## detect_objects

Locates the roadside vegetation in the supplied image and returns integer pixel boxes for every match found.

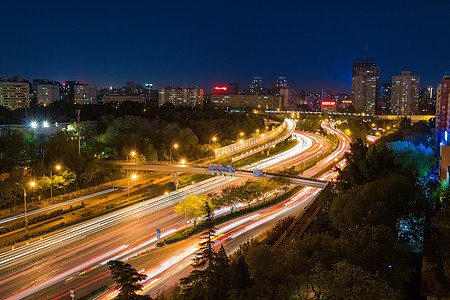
[166,118,441,299]
[0,104,269,210]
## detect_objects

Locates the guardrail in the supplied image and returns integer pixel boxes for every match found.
[214,118,292,159]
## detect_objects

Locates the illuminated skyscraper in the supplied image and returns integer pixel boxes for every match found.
[273,76,287,95]
[249,76,264,95]
[391,71,420,115]
[351,58,380,114]
[436,75,450,144]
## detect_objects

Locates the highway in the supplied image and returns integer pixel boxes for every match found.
[0,130,335,299]
[104,122,350,298]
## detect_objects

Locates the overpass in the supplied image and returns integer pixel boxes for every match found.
[117,162,328,189]
[214,118,296,162]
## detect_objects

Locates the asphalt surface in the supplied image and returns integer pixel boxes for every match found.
[0,125,350,299]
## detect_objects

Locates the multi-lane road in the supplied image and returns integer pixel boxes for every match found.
[0,124,349,299]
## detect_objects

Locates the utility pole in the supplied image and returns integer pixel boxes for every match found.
[76,109,81,158]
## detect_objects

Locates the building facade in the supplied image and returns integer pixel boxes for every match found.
[37,84,60,106]
[103,94,149,103]
[390,71,420,115]
[74,84,97,104]
[210,94,283,110]
[0,79,30,110]
[158,87,203,107]
[436,76,450,145]
[249,76,264,95]
[351,58,380,114]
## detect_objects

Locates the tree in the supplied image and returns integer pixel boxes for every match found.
[107,260,152,300]
[176,201,218,299]
[174,193,211,226]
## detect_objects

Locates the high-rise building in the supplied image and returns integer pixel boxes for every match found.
[419,86,434,114]
[62,81,80,102]
[307,91,321,111]
[74,84,97,104]
[390,71,420,115]
[37,84,60,106]
[436,76,450,144]
[0,78,30,110]
[351,58,380,114]
[158,87,203,107]
[273,76,287,95]
[145,83,153,95]
[279,86,297,110]
[380,81,392,113]
[249,76,264,95]
[229,83,239,95]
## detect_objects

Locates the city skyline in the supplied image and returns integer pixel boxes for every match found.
[1,0,449,92]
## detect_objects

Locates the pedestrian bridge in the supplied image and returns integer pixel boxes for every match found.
[116,162,329,189]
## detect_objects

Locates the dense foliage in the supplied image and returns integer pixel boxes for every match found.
[168,120,437,299]
[0,105,266,209]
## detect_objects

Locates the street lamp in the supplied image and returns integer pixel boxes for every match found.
[128,173,137,200]
[50,164,61,203]
[240,132,244,137]
[180,159,186,165]
[210,136,218,157]
[170,143,179,164]
[23,181,36,234]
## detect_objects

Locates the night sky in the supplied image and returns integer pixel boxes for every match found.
[1,0,449,93]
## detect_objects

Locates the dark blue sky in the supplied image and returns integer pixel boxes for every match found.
[1,0,449,93]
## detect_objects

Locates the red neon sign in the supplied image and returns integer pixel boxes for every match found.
[321,101,336,107]
[214,86,228,91]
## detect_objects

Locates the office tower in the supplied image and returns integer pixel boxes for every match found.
[391,71,420,115]
[74,84,97,104]
[229,83,239,95]
[297,90,307,106]
[419,86,434,114]
[62,81,80,102]
[436,75,450,144]
[351,58,380,114]
[37,84,60,106]
[145,83,153,95]
[380,81,392,113]
[0,78,30,110]
[249,76,264,95]
[158,87,203,107]
[279,86,297,110]
[273,76,287,95]
[307,91,321,111]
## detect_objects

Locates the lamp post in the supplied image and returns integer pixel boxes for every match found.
[170,143,178,164]
[210,136,217,157]
[23,181,36,234]
[50,165,61,203]
[128,173,137,200]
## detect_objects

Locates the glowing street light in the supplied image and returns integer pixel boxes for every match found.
[31,121,37,129]
[127,173,137,200]
[22,181,36,234]
[50,164,62,203]
[240,132,244,137]
[180,159,186,165]
[170,144,179,164]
